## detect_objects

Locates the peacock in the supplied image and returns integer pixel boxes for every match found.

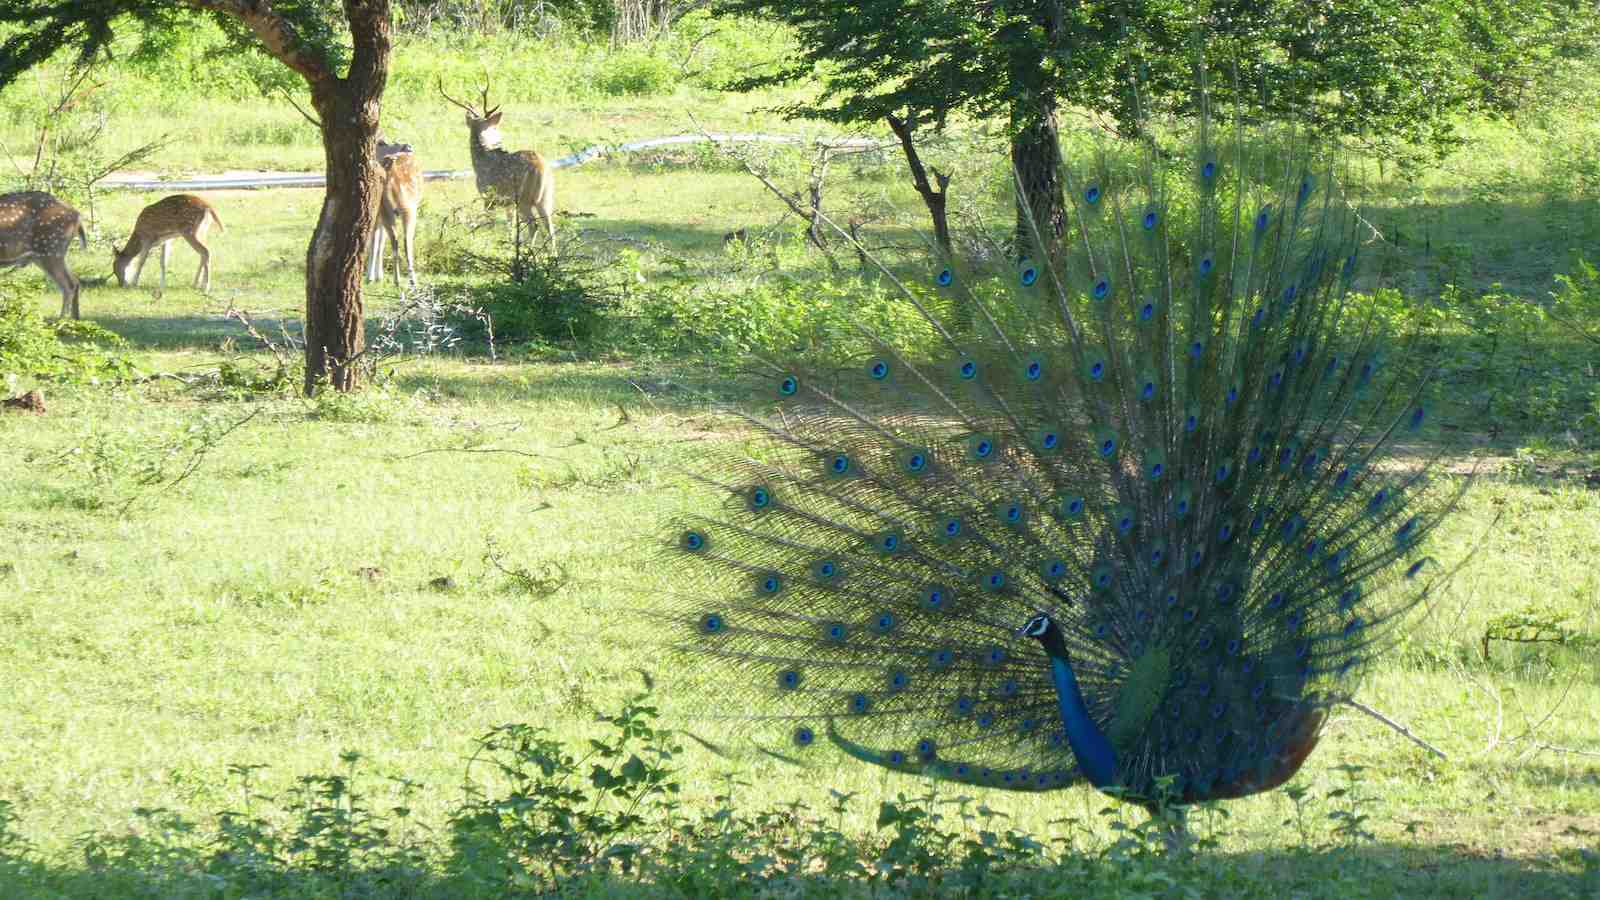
[654,49,1471,816]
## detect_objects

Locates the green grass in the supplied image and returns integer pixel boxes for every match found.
[0,17,1598,899]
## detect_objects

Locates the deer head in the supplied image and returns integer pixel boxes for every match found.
[438,78,504,150]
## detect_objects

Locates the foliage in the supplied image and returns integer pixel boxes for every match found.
[712,0,1598,165]
[0,290,134,385]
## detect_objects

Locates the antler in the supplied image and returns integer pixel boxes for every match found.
[437,77,479,116]
[477,73,499,117]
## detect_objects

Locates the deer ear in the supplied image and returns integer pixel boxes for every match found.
[485,110,502,126]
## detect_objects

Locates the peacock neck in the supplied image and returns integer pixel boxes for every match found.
[1041,645,1119,789]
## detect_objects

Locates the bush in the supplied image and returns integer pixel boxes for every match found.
[0,290,135,386]
[443,251,621,348]
[598,50,679,96]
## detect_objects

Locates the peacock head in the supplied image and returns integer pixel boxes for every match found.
[1019,613,1069,658]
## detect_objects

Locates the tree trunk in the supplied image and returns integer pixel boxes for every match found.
[1010,107,1065,255]
[302,0,392,394]
[1007,0,1065,258]
[884,112,952,255]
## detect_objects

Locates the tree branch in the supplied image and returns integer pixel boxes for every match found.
[1339,697,1448,760]
[181,0,333,84]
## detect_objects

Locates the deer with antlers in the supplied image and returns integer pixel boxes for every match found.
[0,191,87,319]
[438,79,556,258]
[367,137,423,287]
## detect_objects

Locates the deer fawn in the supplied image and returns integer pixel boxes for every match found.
[437,79,556,258]
[367,137,423,287]
[113,194,223,299]
[0,191,87,319]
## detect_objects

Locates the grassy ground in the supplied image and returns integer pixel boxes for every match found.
[1,19,1598,900]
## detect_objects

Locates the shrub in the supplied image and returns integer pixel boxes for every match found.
[0,290,135,386]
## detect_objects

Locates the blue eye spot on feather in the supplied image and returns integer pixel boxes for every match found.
[1149,544,1166,566]
[1088,360,1105,381]
[1324,355,1340,379]
[812,559,838,580]
[792,726,815,747]
[1281,515,1303,540]
[1084,184,1101,204]
[959,360,978,380]
[1174,494,1191,517]
[1201,160,1217,180]
[1199,255,1215,276]
[1218,521,1234,541]
[849,694,871,714]
[999,679,1020,698]
[779,375,799,396]
[699,613,725,634]
[1216,583,1234,603]
[1140,299,1157,321]
[876,532,902,553]
[1396,516,1418,543]
[778,669,801,690]
[942,518,962,538]
[1343,618,1364,637]
[1093,566,1114,590]
[1303,539,1321,559]
[1298,176,1314,205]
[872,611,896,634]
[760,574,783,594]
[1040,431,1059,450]
[1116,508,1135,533]
[1216,462,1232,483]
[1256,207,1271,233]
[680,530,706,552]
[1025,360,1043,380]
[1334,467,1352,490]
[999,502,1023,524]
[1061,496,1085,518]
[1339,586,1361,610]
[1093,279,1110,300]
[868,359,890,380]
[1406,559,1426,578]
[1149,459,1164,479]
[1185,411,1199,432]
[969,436,995,460]
[1019,263,1039,286]
[904,451,928,473]
[1409,406,1426,429]
[747,486,772,510]
[1182,608,1197,624]
[1283,284,1297,304]
[985,570,1007,591]
[1368,488,1389,512]
[829,453,851,475]
[1041,556,1067,581]
[1266,592,1285,610]
[888,751,906,765]
[1225,384,1239,405]
[1141,378,1156,400]
[923,586,949,611]
[888,670,910,691]
[1189,340,1205,361]
[985,646,1006,665]
[1189,549,1205,570]
[1099,433,1118,457]
[917,739,936,761]
[1227,638,1242,656]
[1165,590,1180,607]
[1143,209,1159,230]
[936,267,953,286]
[1251,307,1264,327]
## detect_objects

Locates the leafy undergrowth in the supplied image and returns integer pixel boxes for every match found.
[0,692,1594,899]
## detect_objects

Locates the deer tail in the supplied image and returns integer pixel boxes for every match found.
[208,207,224,233]
[77,221,87,249]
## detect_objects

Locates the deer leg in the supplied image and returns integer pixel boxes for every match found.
[37,257,76,319]
[539,203,557,259]
[156,239,171,299]
[401,209,417,288]
[133,243,150,287]
[386,216,403,289]
[365,219,383,283]
[185,233,210,292]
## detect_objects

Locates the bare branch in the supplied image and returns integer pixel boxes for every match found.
[1339,697,1448,760]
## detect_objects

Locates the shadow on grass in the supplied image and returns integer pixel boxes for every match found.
[0,837,1594,899]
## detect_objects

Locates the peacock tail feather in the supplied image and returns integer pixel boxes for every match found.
[653,50,1471,809]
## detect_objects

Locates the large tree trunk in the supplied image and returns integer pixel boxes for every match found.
[1007,0,1066,257]
[1010,107,1065,255]
[302,0,392,394]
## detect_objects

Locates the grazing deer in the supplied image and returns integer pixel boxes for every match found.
[437,79,556,258]
[367,137,424,287]
[112,194,223,299]
[0,191,87,319]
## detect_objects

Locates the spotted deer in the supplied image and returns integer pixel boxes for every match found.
[437,79,556,257]
[0,191,87,319]
[367,137,423,287]
[113,194,223,299]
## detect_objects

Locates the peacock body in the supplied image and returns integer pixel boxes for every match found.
[658,55,1468,811]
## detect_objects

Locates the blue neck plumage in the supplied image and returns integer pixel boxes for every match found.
[1040,635,1119,789]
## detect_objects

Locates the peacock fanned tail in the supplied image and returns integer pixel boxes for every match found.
[654,54,1470,809]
